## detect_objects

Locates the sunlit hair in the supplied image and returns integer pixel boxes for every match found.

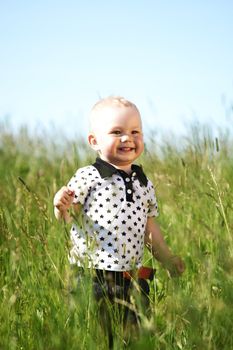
[91,96,139,112]
[89,96,141,132]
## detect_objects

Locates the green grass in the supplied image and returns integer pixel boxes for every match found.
[0,122,233,349]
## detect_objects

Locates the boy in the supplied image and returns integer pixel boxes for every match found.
[53,96,185,346]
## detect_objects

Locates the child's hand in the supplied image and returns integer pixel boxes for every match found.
[166,255,185,278]
[53,186,75,214]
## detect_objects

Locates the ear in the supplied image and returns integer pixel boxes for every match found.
[88,133,100,151]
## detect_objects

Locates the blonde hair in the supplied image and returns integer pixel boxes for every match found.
[89,96,141,131]
[91,95,139,112]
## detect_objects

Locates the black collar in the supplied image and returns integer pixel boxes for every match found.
[92,157,148,186]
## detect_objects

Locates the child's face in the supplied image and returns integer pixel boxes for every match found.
[88,106,144,170]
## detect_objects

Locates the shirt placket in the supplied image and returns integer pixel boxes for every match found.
[118,170,137,203]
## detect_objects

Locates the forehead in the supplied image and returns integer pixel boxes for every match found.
[90,106,142,131]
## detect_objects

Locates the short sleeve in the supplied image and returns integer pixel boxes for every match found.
[147,180,159,217]
[67,167,91,205]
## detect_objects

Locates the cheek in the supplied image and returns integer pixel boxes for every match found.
[136,135,144,146]
[136,138,144,153]
[101,137,117,153]
[140,143,144,153]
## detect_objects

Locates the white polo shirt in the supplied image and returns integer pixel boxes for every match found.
[67,157,159,271]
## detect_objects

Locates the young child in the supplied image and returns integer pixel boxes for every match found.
[53,96,185,346]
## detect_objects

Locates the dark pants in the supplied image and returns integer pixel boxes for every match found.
[93,270,150,348]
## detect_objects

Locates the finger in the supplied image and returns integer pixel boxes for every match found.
[67,190,75,196]
[62,191,74,200]
[61,197,72,206]
[62,194,72,202]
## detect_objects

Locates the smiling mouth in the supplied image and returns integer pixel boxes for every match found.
[118,147,135,152]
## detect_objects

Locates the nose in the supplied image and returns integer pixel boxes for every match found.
[120,134,130,142]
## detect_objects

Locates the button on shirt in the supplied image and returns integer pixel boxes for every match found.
[67,158,159,271]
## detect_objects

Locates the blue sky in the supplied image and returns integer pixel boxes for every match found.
[0,1,233,138]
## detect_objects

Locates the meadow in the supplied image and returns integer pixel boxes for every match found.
[0,121,232,349]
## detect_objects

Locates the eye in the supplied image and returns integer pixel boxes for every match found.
[132,130,140,134]
[111,130,121,135]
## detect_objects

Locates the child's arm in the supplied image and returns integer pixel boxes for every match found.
[145,217,185,277]
[53,186,78,223]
